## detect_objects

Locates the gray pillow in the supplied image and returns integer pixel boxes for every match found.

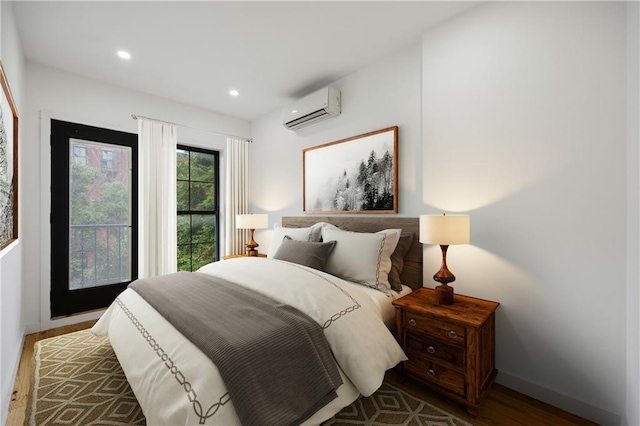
[273,236,337,271]
[388,232,414,292]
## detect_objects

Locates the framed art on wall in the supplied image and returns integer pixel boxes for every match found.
[0,61,18,250]
[303,126,398,214]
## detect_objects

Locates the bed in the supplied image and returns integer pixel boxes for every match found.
[92,216,423,425]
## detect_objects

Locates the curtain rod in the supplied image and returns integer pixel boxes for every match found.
[131,113,252,143]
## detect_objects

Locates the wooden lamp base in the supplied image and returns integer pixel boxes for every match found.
[245,228,259,257]
[435,283,454,305]
[433,244,455,305]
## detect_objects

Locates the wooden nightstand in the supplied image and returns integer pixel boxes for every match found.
[221,252,267,260]
[392,287,499,416]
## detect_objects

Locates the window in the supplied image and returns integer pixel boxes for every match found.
[176,145,220,271]
[73,145,87,165]
[101,149,114,170]
[51,120,138,317]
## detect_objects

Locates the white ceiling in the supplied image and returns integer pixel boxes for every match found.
[13,1,479,122]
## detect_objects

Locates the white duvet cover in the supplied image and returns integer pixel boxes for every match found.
[357,284,413,329]
[92,257,407,425]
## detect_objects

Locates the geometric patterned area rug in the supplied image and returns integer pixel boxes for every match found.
[24,330,145,425]
[25,329,471,426]
[323,382,472,426]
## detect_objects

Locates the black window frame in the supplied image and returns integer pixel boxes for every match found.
[177,144,220,271]
[50,119,138,318]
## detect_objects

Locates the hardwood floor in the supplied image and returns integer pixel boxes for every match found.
[384,370,599,426]
[7,321,599,426]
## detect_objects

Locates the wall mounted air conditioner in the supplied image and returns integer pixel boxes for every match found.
[282,86,341,130]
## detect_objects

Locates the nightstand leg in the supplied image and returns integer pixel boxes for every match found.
[393,366,407,384]
[466,405,479,417]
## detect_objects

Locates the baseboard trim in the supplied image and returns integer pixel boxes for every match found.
[23,322,40,335]
[40,309,105,332]
[496,371,620,425]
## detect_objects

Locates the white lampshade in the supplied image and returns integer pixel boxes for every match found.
[420,214,470,245]
[236,214,269,230]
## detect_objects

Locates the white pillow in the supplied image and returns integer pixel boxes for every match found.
[322,228,401,293]
[311,221,340,238]
[267,224,322,258]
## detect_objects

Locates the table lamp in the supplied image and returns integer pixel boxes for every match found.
[420,213,470,305]
[236,214,269,256]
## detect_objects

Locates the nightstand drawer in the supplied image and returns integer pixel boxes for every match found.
[404,356,466,396]
[405,331,464,369]
[403,311,465,346]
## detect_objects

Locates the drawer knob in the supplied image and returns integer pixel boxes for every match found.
[408,318,417,326]
[428,368,436,377]
[448,330,458,339]
[427,346,436,354]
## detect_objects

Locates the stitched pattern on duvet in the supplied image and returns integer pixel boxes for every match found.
[274,260,362,329]
[115,297,230,424]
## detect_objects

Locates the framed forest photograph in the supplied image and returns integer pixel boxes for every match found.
[0,62,18,250]
[303,126,398,214]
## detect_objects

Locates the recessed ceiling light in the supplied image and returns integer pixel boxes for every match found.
[117,50,131,60]
[229,89,239,97]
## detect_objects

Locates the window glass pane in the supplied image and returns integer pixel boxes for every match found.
[99,226,129,281]
[68,139,131,290]
[177,181,189,211]
[190,151,215,182]
[101,149,115,170]
[177,244,192,272]
[73,146,87,165]
[176,146,219,271]
[192,214,215,243]
[192,243,215,271]
[177,149,189,180]
[190,182,214,211]
[177,215,191,245]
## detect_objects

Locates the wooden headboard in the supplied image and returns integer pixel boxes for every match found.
[282,216,423,290]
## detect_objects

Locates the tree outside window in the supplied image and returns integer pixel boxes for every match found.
[176,146,219,271]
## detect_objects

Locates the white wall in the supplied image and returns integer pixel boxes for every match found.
[250,42,424,247]
[421,2,630,424]
[23,63,251,333]
[0,241,20,424]
[627,2,640,424]
[251,2,636,424]
[5,1,637,425]
[0,1,25,423]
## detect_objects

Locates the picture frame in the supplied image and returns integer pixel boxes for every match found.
[303,126,398,214]
[0,61,19,250]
